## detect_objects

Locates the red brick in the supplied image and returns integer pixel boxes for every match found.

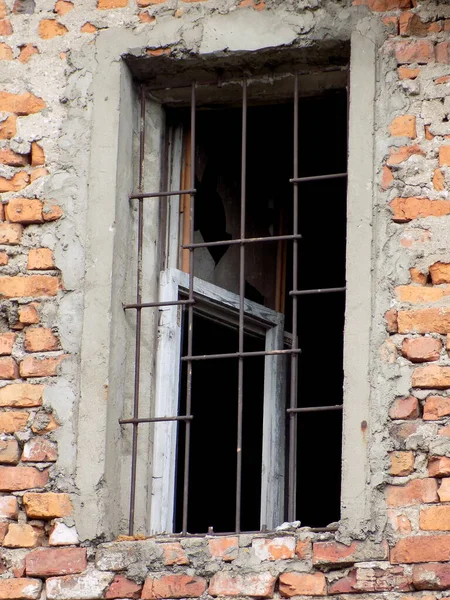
[385,308,398,333]
[208,537,238,561]
[395,40,434,64]
[328,566,411,594]
[23,492,72,519]
[0,578,41,599]
[434,169,446,192]
[19,304,40,325]
[387,144,425,166]
[0,148,29,167]
[402,337,441,362]
[0,275,58,298]
[28,248,54,270]
[390,198,450,223]
[390,115,416,138]
[0,222,22,245]
[18,44,39,63]
[399,12,431,37]
[0,439,20,464]
[5,198,43,224]
[392,535,450,563]
[0,411,29,433]
[0,495,18,519]
[424,396,450,420]
[398,308,450,334]
[389,396,419,420]
[428,456,450,477]
[252,537,295,560]
[413,563,450,590]
[20,355,64,378]
[38,19,68,39]
[357,0,411,8]
[105,575,142,599]
[0,383,44,407]
[398,66,420,80]
[0,466,48,491]
[313,540,388,567]
[0,357,19,379]
[413,365,450,389]
[386,478,438,507]
[390,451,415,476]
[26,548,87,577]
[0,115,16,139]
[436,41,450,64]
[143,575,207,599]
[0,92,45,115]
[160,542,189,565]
[22,437,57,462]
[25,328,59,352]
[279,573,326,597]
[97,0,127,7]
[54,0,73,15]
[0,252,7,266]
[295,539,312,559]
[420,506,450,531]
[208,573,275,598]
[430,262,450,284]
[4,524,39,548]
[0,332,15,355]
[395,285,444,303]
[439,478,450,501]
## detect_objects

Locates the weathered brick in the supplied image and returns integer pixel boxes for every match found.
[392,535,450,563]
[22,437,57,462]
[5,198,43,224]
[0,275,58,298]
[398,308,450,334]
[0,92,45,115]
[160,542,189,565]
[30,143,45,166]
[18,44,39,63]
[295,539,312,559]
[438,478,450,501]
[0,222,22,245]
[395,40,434,64]
[0,115,16,139]
[38,19,68,38]
[398,66,420,80]
[49,522,79,546]
[0,252,7,266]
[0,495,18,518]
[402,337,441,362]
[43,203,63,221]
[433,168,446,191]
[0,148,29,167]
[0,332,15,355]
[413,365,450,389]
[424,396,450,420]
[0,466,48,491]
[390,451,415,476]
[0,383,44,407]
[252,537,295,561]
[386,478,438,507]
[20,355,64,378]
[0,411,28,433]
[19,304,40,325]
[23,492,72,519]
[105,575,142,599]
[413,563,450,590]
[430,262,450,284]
[25,328,59,352]
[208,537,238,561]
[428,456,450,477]
[328,566,411,594]
[142,575,207,599]
[0,439,20,464]
[390,198,450,223]
[312,540,388,566]
[410,268,427,285]
[385,308,398,333]
[4,524,39,548]
[420,506,450,531]
[0,578,42,599]
[387,144,424,166]
[436,41,450,64]
[208,573,274,598]
[46,570,114,600]
[97,0,128,7]
[32,412,59,434]
[28,248,54,270]
[0,357,19,379]
[395,285,445,303]
[26,548,87,577]
[390,115,416,138]
[279,573,326,597]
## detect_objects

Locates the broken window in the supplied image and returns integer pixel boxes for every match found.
[122,67,348,535]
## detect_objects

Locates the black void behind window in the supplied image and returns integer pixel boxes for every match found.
[171,89,347,533]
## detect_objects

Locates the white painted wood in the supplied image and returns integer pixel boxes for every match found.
[165,126,183,271]
[151,267,286,532]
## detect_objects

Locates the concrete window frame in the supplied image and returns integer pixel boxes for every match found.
[76,26,376,541]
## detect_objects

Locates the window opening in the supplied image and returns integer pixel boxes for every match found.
[121,70,348,536]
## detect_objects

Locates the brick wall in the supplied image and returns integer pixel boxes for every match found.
[1,0,450,597]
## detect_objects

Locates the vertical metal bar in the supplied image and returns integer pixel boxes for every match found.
[288,75,299,523]
[129,85,146,535]
[235,78,247,534]
[182,82,196,535]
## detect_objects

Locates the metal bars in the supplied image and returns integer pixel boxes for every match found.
[122,73,347,536]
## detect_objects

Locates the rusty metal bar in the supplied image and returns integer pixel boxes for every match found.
[181,82,196,535]
[124,299,195,310]
[181,348,301,362]
[235,78,247,534]
[130,189,196,200]
[289,173,347,184]
[288,74,299,523]
[182,233,303,250]
[128,85,146,536]
[120,415,194,424]
[290,287,346,297]
[287,405,343,414]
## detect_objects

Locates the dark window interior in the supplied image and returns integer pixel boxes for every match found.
[171,87,347,533]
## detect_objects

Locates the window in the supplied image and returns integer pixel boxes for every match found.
[120,66,349,536]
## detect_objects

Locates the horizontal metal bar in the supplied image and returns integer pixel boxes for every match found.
[166,525,338,537]
[119,415,193,424]
[290,173,347,184]
[129,189,196,200]
[289,287,346,297]
[181,348,301,362]
[287,405,343,414]
[182,233,303,250]
[123,299,195,310]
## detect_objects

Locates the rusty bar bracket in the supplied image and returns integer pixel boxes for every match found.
[130,189,197,200]
[287,405,343,414]
[120,415,194,425]
[181,348,301,362]
[123,299,195,310]
[289,287,346,297]
[290,173,347,184]
[182,233,303,250]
